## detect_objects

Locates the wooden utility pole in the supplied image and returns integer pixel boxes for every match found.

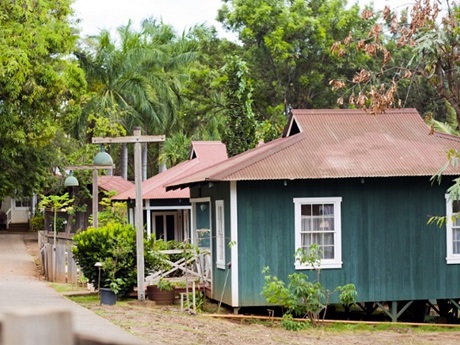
[93,128,165,301]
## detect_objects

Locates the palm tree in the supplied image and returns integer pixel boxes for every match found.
[73,19,198,178]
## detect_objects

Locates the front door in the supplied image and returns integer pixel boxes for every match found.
[152,212,177,241]
[192,199,212,292]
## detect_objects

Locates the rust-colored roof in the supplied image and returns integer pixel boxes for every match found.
[113,141,227,200]
[98,175,134,195]
[166,108,460,189]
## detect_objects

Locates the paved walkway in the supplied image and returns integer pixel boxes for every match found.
[0,233,146,344]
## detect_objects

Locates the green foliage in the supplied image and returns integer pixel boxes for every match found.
[220,56,257,157]
[30,212,45,231]
[39,193,74,234]
[0,0,85,199]
[72,222,154,297]
[337,284,358,309]
[182,291,204,312]
[158,132,192,168]
[281,313,309,331]
[218,0,373,120]
[97,191,128,227]
[157,278,174,291]
[261,245,357,329]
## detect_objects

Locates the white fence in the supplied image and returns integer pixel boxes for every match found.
[38,231,80,284]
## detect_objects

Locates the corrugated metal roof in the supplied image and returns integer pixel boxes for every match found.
[166,108,460,189]
[113,141,227,200]
[98,176,134,195]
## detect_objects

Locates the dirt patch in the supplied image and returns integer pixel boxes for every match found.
[22,235,460,345]
[73,299,460,345]
[23,233,43,279]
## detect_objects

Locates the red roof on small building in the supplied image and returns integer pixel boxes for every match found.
[113,141,227,200]
[98,175,134,195]
[166,108,460,190]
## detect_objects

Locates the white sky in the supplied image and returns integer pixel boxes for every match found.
[72,0,404,40]
[72,0,227,37]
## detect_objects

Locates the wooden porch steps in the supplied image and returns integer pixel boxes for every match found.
[2,223,30,232]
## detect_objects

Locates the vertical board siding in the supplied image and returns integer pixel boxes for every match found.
[234,177,460,307]
[191,183,232,305]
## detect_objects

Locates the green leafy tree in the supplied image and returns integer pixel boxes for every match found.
[221,56,257,157]
[0,0,86,199]
[39,193,74,235]
[218,0,374,124]
[178,25,239,141]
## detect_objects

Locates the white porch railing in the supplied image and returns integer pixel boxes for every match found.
[5,208,11,229]
[146,249,212,290]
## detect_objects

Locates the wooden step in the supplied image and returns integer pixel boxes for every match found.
[6,223,30,232]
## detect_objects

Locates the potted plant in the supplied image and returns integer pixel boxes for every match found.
[147,278,175,305]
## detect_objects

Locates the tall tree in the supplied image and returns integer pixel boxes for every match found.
[218,0,374,123]
[75,19,197,177]
[0,0,85,198]
[331,0,460,121]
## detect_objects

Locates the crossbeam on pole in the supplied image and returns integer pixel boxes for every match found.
[92,135,165,144]
[91,130,165,302]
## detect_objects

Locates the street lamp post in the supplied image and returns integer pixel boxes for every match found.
[65,162,114,228]
[92,128,165,302]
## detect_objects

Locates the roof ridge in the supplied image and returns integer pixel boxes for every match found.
[209,134,306,180]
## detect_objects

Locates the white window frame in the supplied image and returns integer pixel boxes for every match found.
[293,197,342,269]
[446,194,460,264]
[14,197,31,209]
[215,200,225,269]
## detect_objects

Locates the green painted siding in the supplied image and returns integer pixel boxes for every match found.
[191,183,232,305]
[236,177,460,307]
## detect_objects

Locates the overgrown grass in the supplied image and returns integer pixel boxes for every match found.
[68,294,100,304]
[48,282,89,293]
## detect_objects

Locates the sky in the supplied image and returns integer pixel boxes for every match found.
[71,0,396,39]
[72,0,228,38]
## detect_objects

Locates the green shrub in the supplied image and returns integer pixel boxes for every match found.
[73,222,157,297]
[261,244,357,328]
[30,213,45,231]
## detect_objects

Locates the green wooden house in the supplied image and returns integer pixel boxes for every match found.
[167,109,460,321]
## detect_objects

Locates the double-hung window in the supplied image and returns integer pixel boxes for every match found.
[446,195,460,264]
[293,197,342,269]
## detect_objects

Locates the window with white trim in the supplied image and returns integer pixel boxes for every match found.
[293,197,342,269]
[446,195,460,264]
[216,200,225,269]
[15,197,31,209]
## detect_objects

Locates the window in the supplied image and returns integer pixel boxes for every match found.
[293,197,342,269]
[15,198,31,208]
[215,200,225,269]
[446,195,460,264]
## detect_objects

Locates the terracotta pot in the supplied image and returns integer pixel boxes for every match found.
[147,285,174,305]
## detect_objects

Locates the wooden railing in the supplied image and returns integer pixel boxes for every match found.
[145,249,212,290]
